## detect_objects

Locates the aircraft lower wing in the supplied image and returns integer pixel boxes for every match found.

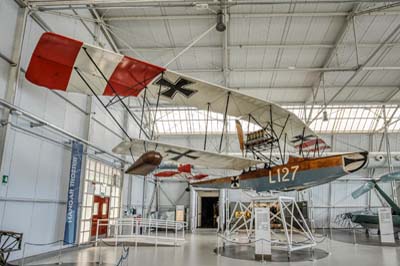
[112,139,263,170]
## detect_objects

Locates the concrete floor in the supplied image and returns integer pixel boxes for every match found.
[27,231,400,266]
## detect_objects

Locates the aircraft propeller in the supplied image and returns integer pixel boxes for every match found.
[351,171,400,199]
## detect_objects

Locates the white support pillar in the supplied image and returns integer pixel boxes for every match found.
[0,6,29,172]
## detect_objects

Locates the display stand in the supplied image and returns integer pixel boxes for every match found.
[221,194,316,259]
[378,208,395,244]
[254,207,272,261]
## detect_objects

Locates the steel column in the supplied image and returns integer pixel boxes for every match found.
[0,6,29,173]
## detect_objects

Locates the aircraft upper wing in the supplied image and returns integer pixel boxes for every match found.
[112,139,263,170]
[25,32,320,149]
[145,70,318,148]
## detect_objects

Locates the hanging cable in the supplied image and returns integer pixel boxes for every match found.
[81,47,150,139]
[150,73,163,140]
[74,67,131,140]
[322,73,329,122]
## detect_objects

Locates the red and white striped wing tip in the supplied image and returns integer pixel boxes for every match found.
[190,174,208,180]
[154,171,180,178]
[294,138,330,151]
[25,32,165,97]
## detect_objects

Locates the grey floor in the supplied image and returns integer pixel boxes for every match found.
[27,231,400,266]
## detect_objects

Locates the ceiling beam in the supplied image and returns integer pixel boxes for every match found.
[307,4,360,113]
[309,18,400,124]
[101,11,400,21]
[384,87,400,102]
[90,7,120,53]
[103,12,348,21]
[29,0,400,10]
[174,66,400,73]
[128,101,400,113]
[118,42,400,52]
[38,9,400,24]
[353,2,400,17]
[236,86,399,90]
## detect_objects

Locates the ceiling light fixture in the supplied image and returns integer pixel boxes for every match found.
[216,10,226,32]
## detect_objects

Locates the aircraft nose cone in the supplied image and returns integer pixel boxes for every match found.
[343,151,368,173]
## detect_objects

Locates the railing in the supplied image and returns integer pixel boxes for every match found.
[95,217,186,246]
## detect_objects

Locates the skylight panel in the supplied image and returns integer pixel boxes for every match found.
[151,105,400,135]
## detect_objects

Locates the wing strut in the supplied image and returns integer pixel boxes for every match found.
[203,102,210,150]
[268,106,284,164]
[139,86,148,139]
[81,47,150,139]
[104,74,156,108]
[74,67,131,140]
[219,92,231,152]
[150,73,163,140]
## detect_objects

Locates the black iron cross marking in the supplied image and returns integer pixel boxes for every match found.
[166,149,199,161]
[290,134,315,144]
[155,77,197,99]
[231,176,240,189]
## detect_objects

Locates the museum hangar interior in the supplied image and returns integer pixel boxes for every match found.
[1,0,400,265]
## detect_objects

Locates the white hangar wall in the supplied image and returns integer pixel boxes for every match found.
[0,2,140,260]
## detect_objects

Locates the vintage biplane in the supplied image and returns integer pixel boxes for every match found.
[25,32,368,192]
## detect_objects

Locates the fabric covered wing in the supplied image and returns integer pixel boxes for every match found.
[26,32,319,149]
[112,139,263,170]
[145,70,318,149]
[26,32,165,96]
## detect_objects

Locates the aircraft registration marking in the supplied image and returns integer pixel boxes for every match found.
[268,165,299,184]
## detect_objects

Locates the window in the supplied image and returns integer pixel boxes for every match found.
[93,203,99,215]
[151,105,400,135]
[79,158,122,244]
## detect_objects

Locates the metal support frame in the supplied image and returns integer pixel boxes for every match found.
[382,105,398,204]
[307,3,360,123]
[90,7,120,53]
[30,1,400,11]
[309,11,400,124]
[116,42,400,52]
[142,176,147,217]
[0,6,29,173]
[0,231,23,265]
[155,178,160,217]
[352,16,360,66]
[222,194,316,255]
[0,98,128,164]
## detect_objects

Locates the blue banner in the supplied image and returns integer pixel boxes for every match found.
[64,141,84,244]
